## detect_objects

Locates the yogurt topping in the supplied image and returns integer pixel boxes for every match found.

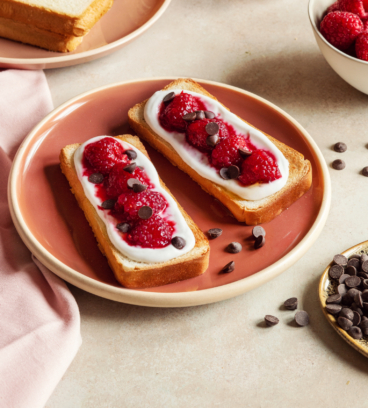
[144,90,290,201]
[74,136,195,264]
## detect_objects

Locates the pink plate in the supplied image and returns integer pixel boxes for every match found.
[0,0,171,70]
[8,78,331,307]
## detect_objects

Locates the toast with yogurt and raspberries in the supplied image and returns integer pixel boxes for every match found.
[60,134,209,289]
[128,79,312,225]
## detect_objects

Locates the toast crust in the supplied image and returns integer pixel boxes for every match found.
[59,135,210,289]
[128,79,312,225]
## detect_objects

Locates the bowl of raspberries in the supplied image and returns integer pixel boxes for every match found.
[309,0,368,94]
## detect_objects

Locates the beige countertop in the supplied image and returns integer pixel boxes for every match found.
[45,0,368,406]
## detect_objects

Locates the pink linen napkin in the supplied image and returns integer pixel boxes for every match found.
[0,70,81,408]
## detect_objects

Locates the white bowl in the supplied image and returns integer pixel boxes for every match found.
[308,0,368,94]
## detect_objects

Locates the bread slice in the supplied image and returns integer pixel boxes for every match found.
[128,79,312,225]
[60,135,210,289]
[0,0,113,37]
[0,16,83,52]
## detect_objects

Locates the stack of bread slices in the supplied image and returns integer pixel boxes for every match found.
[0,0,113,52]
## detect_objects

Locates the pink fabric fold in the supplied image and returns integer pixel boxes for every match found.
[0,70,81,408]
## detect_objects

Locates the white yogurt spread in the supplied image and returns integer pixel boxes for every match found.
[144,90,289,201]
[74,136,195,264]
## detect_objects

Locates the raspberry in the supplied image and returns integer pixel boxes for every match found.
[355,31,368,59]
[159,91,203,132]
[320,11,363,50]
[115,190,167,220]
[84,138,126,175]
[126,214,174,248]
[328,1,340,13]
[186,119,229,152]
[238,150,282,186]
[211,134,249,169]
[338,0,368,19]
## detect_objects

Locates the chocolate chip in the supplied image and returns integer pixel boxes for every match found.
[205,122,219,135]
[284,297,298,310]
[88,172,104,184]
[352,311,361,326]
[351,303,363,315]
[195,110,205,120]
[326,304,342,315]
[238,148,252,158]
[116,222,130,233]
[254,235,265,249]
[183,112,197,121]
[345,276,361,288]
[226,242,242,254]
[362,167,368,177]
[332,159,345,170]
[338,316,353,331]
[348,326,363,339]
[348,258,360,270]
[295,310,309,326]
[171,236,186,249]
[361,316,368,323]
[329,264,344,280]
[101,199,116,209]
[219,168,230,180]
[206,134,219,147]
[265,315,279,327]
[362,290,368,302]
[340,308,354,321]
[124,149,137,160]
[221,261,235,274]
[138,206,153,220]
[326,294,342,304]
[334,142,347,153]
[204,111,215,119]
[252,226,266,239]
[355,292,364,308]
[349,254,361,260]
[137,166,144,170]
[362,260,368,273]
[342,293,353,306]
[123,162,137,174]
[227,165,240,179]
[338,284,347,295]
[362,302,368,311]
[133,184,147,193]
[360,319,368,328]
[346,265,357,276]
[127,178,142,189]
[359,272,368,280]
[363,279,368,289]
[339,274,350,284]
[208,228,222,239]
[333,254,348,267]
[163,92,175,102]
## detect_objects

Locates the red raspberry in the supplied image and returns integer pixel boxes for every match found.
[126,214,174,248]
[211,134,249,169]
[328,1,340,13]
[84,138,126,175]
[115,190,167,220]
[320,11,363,50]
[159,92,203,132]
[355,31,368,59]
[338,0,368,19]
[238,150,282,186]
[186,119,229,152]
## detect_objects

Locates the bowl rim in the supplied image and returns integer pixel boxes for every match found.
[8,77,332,308]
[308,0,368,66]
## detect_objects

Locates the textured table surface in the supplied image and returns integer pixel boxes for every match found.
[45,0,368,406]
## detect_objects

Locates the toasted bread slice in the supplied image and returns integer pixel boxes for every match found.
[0,0,113,37]
[128,79,312,225]
[60,135,210,289]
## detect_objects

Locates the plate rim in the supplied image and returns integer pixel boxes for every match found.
[319,240,368,358]
[0,0,172,69]
[8,77,332,307]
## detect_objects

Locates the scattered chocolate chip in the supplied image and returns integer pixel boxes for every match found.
[362,260,368,273]
[337,284,347,295]
[88,172,104,184]
[221,261,235,274]
[338,316,353,331]
[329,264,344,279]
[219,167,230,180]
[196,110,205,120]
[295,310,309,326]
[238,148,252,158]
[345,276,361,288]
[254,235,266,249]
[333,254,348,267]
[348,326,363,339]
[163,92,175,102]
[116,222,130,233]
[284,297,298,310]
[124,149,137,160]
[183,112,197,121]
[171,236,186,249]
[346,265,357,276]
[326,304,342,315]
[326,294,342,304]
[339,308,354,321]
[339,274,350,284]
[204,111,215,119]
[138,206,153,220]
[332,159,345,170]
[133,183,147,193]
[348,258,360,270]
[265,315,279,327]
[123,162,137,174]
[352,311,361,326]
[101,199,116,209]
[334,142,347,153]
[362,167,368,177]
[208,228,222,239]
[252,226,266,239]
[226,242,242,254]
[206,134,219,147]
[205,122,219,136]
[227,165,240,179]
[127,178,142,189]
[354,292,364,308]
